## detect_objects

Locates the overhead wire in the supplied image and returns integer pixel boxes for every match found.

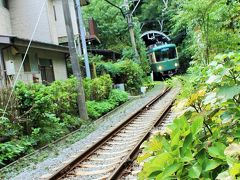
[103,0,125,17]
[130,0,141,16]
[1,0,47,119]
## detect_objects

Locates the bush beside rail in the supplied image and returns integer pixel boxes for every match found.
[0,74,128,167]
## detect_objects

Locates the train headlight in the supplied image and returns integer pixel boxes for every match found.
[158,66,163,70]
[174,63,179,67]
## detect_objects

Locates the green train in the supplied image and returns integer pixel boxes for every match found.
[148,44,179,80]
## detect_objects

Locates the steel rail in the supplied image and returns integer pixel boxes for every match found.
[47,87,171,180]
[109,101,172,179]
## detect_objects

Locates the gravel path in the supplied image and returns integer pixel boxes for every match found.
[6,83,165,180]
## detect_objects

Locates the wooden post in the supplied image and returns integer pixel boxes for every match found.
[62,0,88,120]
[124,0,140,61]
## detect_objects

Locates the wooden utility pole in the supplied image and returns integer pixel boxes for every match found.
[62,0,88,120]
[124,0,140,61]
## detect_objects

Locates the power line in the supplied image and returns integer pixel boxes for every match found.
[104,0,125,17]
[1,0,48,119]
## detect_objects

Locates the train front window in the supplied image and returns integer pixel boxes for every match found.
[155,47,177,62]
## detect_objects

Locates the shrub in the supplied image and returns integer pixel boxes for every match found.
[96,60,144,94]
[96,62,120,79]
[117,60,144,94]
[15,79,78,144]
[83,74,113,101]
[87,89,129,119]
[109,89,129,106]
[1,75,128,167]
[90,74,112,101]
[87,101,115,119]
[0,137,34,166]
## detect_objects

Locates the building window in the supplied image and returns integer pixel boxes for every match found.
[22,55,31,72]
[0,0,8,9]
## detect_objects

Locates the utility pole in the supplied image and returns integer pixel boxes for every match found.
[74,0,91,79]
[62,0,88,120]
[124,0,140,61]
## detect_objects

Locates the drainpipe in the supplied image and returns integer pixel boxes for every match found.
[74,0,91,79]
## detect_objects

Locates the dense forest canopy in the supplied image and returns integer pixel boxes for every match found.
[84,0,240,67]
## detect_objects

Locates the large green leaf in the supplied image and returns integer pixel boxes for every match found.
[191,116,204,137]
[161,137,171,152]
[181,149,194,162]
[156,163,182,179]
[137,152,152,163]
[217,85,240,100]
[220,111,233,124]
[208,142,226,160]
[180,134,194,162]
[147,135,163,152]
[204,159,222,171]
[188,162,202,178]
[171,131,181,148]
[206,75,222,84]
[150,152,173,171]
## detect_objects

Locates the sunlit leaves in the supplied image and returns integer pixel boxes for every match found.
[188,162,202,178]
[217,85,240,100]
[208,142,226,160]
[204,159,223,171]
[229,163,240,176]
[138,51,240,179]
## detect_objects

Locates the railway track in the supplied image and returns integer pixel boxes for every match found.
[46,87,179,180]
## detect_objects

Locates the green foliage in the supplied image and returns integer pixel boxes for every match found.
[96,60,144,94]
[109,89,129,106]
[117,60,144,94]
[84,74,112,101]
[0,137,34,166]
[87,101,115,120]
[142,76,157,91]
[0,115,20,141]
[87,89,128,119]
[83,0,128,52]
[171,0,240,64]
[90,74,112,101]
[0,74,128,167]
[15,79,78,144]
[138,52,240,179]
[83,0,150,73]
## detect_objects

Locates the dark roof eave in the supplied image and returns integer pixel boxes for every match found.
[12,37,69,53]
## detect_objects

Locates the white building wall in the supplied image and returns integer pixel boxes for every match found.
[2,47,67,84]
[8,0,59,44]
[53,0,78,38]
[2,48,38,84]
[0,6,12,35]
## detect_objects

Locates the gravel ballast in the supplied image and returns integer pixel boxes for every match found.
[5,83,165,180]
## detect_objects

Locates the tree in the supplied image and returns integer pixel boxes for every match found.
[83,0,129,51]
[171,0,240,64]
[83,0,150,72]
